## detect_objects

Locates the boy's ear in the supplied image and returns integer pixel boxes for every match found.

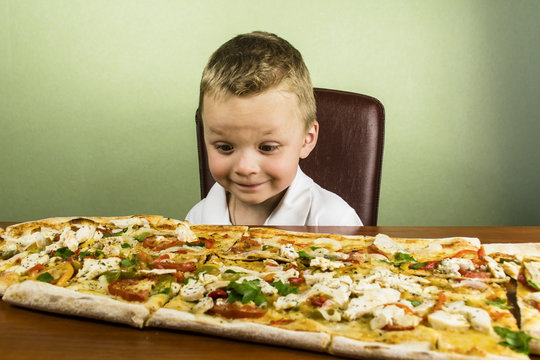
[299,120,319,159]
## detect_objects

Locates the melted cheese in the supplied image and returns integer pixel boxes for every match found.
[279,244,299,261]
[76,257,121,280]
[437,258,475,277]
[373,233,406,255]
[181,279,206,301]
[370,304,421,330]
[310,256,344,271]
[344,288,401,320]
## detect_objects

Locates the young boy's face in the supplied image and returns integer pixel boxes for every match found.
[202,85,318,207]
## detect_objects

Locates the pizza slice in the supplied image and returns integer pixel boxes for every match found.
[362,234,510,284]
[220,227,360,262]
[1,216,204,326]
[0,216,191,294]
[188,224,249,255]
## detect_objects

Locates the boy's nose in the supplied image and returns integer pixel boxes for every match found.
[233,152,259,176]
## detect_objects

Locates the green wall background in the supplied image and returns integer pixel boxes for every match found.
[1,0,539,225]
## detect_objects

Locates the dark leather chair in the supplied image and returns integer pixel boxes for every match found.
[195,88,385,225]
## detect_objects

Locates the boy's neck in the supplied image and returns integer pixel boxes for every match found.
[228,192,285,226]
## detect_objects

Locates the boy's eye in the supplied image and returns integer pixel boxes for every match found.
[215,144,233,153]
[259,144,279,152]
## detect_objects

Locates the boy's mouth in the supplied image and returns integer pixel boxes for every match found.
[233,181,265,190]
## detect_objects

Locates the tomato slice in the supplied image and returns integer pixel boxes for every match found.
[108,279,153,302]
[309,295,328,307]
[367,244,389,259]
[344,250,365,264]
[207,289,227,300]
[143,235,182,251]
[433,292,447,311]
[452,249,478,258]
[210,302,266,319]
[27,264,46,275]
[289,277,305,286]
[385,303,415,315]
[136,250,154,266]
[173,271,185,282]
[152,261,197,272]
[202,238,215,249]
[518,273,540,291]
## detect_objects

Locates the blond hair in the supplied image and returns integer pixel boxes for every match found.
[199,31,316,129]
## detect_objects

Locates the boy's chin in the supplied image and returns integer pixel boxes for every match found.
[232,190,286,207]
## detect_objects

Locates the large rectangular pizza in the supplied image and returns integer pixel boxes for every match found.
[1,215,540,359]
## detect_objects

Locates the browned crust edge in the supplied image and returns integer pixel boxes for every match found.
[484,243,540,260]
[4,215,186,237]
[147,308,331,353]
[329,335,526,360]
[2,280,149,327]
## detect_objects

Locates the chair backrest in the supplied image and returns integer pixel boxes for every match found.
[195,87,385,225]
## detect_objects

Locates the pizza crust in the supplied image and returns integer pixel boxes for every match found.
[329,336,526,360]
[484,243,540,260]
[3,215,186,238]
[147,308,331,353]
[2,280,149,327]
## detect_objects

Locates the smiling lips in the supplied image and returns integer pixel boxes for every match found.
[233,181,266,190]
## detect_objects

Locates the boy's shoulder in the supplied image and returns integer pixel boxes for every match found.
[185,183,230,225]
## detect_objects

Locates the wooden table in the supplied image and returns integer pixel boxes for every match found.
[1,222,539,360]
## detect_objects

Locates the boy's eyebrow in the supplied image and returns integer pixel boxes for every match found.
[205,126,225,135]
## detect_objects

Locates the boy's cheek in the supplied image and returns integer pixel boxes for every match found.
[207,154,228,178]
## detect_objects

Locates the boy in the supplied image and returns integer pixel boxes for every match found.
[186,31,362,226]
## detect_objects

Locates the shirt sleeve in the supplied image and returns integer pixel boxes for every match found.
[185,200,204,224]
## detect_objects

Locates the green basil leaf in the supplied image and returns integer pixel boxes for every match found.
[254,293,266,306]
[1,250,20,260]
[380,259,402,267]
[120,257,136,268]
[395,252,416,262]
[271,280,299,296]
[486,298,513,309]
[227,279,267,305]
[224,269,245,274]
[104,229,127,238]
[494,326,537,354]
[54,247,75,259]
[500,258,521,265]
[408,299,422,307]
[133,233,150,242]
[297,251,313,260]
[121,243,132,248]
[78,251,92,260]
[527,280,540,291]
[410,262,428,269]
[36,272,54,283]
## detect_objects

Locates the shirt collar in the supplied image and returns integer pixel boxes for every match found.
[203,184,232,225]
[265,167,313,226]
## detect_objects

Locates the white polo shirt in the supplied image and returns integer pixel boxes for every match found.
[185,168,363,226]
